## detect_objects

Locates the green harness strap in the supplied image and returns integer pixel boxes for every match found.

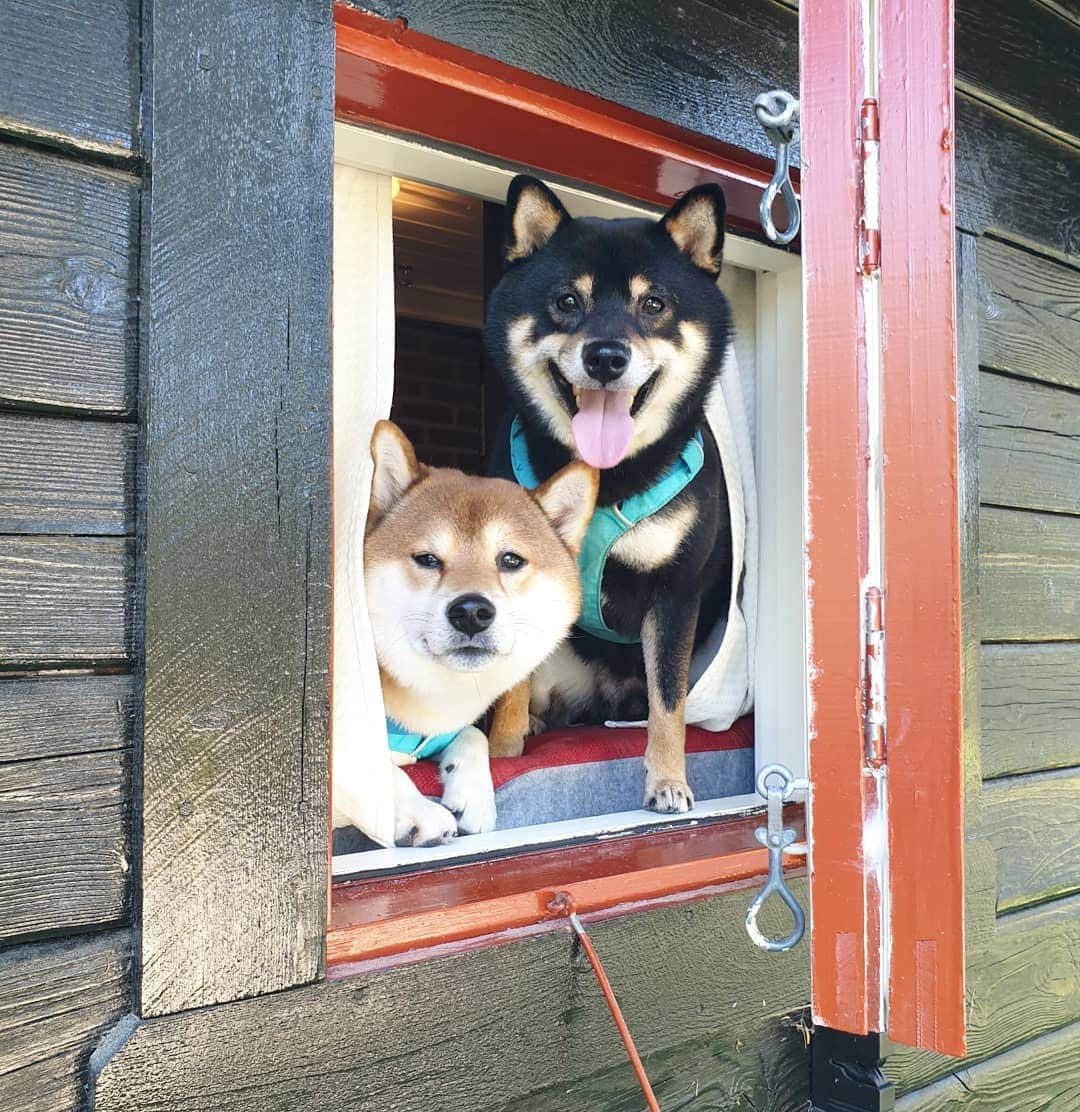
[509,416,705,644]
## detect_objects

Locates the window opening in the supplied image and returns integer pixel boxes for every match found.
[331,125,804,880]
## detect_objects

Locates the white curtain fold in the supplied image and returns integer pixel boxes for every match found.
[331,164,397,845]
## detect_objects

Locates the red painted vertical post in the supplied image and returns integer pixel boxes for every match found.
[801,0,880,1035]
[879,0,966,1057]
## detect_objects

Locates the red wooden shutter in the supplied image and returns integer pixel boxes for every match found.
[802,0,966,1057]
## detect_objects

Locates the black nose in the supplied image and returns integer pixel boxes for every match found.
[582,339,631,384]
[446,593,496,637]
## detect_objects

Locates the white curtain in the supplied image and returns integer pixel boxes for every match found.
[685,339,758,729]
[331,164,397,845]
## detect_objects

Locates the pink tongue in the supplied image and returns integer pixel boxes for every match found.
[571,389,634,468]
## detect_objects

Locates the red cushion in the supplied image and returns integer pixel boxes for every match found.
[404,715,754,797]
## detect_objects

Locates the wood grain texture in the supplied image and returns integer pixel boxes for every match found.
[982,769,1080,912]
[0,931,132,1112]
[957,233,986,809]
[889,891,1080,1094]
[139,0,333,1015]
[0,0,138,154]
[0,748,130,941]
[977,236,1080,391]
[0,413,135,534]
[895,1019,1080,1110]
[979,507,1080,641]
[0,673,133,765]
[94,882,810,1111]
[352,0,799,164]
[0,537,132,666]
[0,144,138,414]
[978,370,1080,515]
[956,94,1080,261]
[956,0,1080,144]
[514,1010,811,1112]
[981,643,1080,779]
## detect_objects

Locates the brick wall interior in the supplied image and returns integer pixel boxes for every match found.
[391,317,487,474]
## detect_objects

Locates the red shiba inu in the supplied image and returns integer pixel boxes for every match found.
[364,421,597,845]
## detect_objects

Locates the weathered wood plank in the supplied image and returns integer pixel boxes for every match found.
[978,371,1080,515]
[0,0,138,154]
[0,537,133,666]
[895,1019,1080,1110]
[981,643,1080,779]
[0,749,130,941]
[958,232,986,809]
[979,507,1080,641]
[0,144,138,414]
[0,674,133,765]
[357,0,799,164]
[982,770,1080,913]
[889,892,1080,1094]
[956,94,1080,261]
[0,931,132,1112]
[139,0,333,1015]
[0,414,135,534]
[94,882,810,1111]
[516,1011,811,1112]
[977,237,1080,391]
[956,0,1080,144]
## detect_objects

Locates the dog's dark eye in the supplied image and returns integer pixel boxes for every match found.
[554,292,580,313]
[642,294,666,315]
[499,551,527,571]
[412,552,442,570]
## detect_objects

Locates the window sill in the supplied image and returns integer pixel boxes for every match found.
[328,807,805,976]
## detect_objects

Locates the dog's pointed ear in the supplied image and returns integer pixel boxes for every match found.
[533,462,599,556]
[368,420,424,528]
[505,176,571,263]
[660,184,726,277]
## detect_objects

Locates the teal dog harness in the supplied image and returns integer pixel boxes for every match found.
[509,416,705,644]
[385,718,464,760]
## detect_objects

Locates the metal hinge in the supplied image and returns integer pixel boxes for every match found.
[859,99,880,275]
[863,586,886,768]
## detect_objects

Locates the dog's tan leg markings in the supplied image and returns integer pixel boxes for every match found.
[641,610,696,814]
[488,678,532,757]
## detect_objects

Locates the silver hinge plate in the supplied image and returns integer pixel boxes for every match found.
[863,585,886,768]
[859,98,880,275]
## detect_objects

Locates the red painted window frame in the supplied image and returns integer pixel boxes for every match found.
[328,4,801,970]
[801,0,965,1057]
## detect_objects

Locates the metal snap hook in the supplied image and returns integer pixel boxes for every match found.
[745,763,808,952]
[754,90,801,245]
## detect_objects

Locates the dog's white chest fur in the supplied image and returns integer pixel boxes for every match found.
[609,502,698,572]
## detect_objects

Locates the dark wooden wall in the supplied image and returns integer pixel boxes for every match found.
[0,2,141,1109]
[886,2,1080,1107]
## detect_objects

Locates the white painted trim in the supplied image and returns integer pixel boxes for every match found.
[333,793,764,878]
[334,122,800,275]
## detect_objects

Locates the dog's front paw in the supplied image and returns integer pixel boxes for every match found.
[644,776,695,814]
[394,795,458,847]
[440,726,497,835]
[442,777,497,835]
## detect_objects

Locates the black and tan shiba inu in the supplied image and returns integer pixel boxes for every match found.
[364,420,597,845]
[484,176,734,815]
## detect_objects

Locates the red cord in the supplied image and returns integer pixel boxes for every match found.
[548,893,662,1112]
